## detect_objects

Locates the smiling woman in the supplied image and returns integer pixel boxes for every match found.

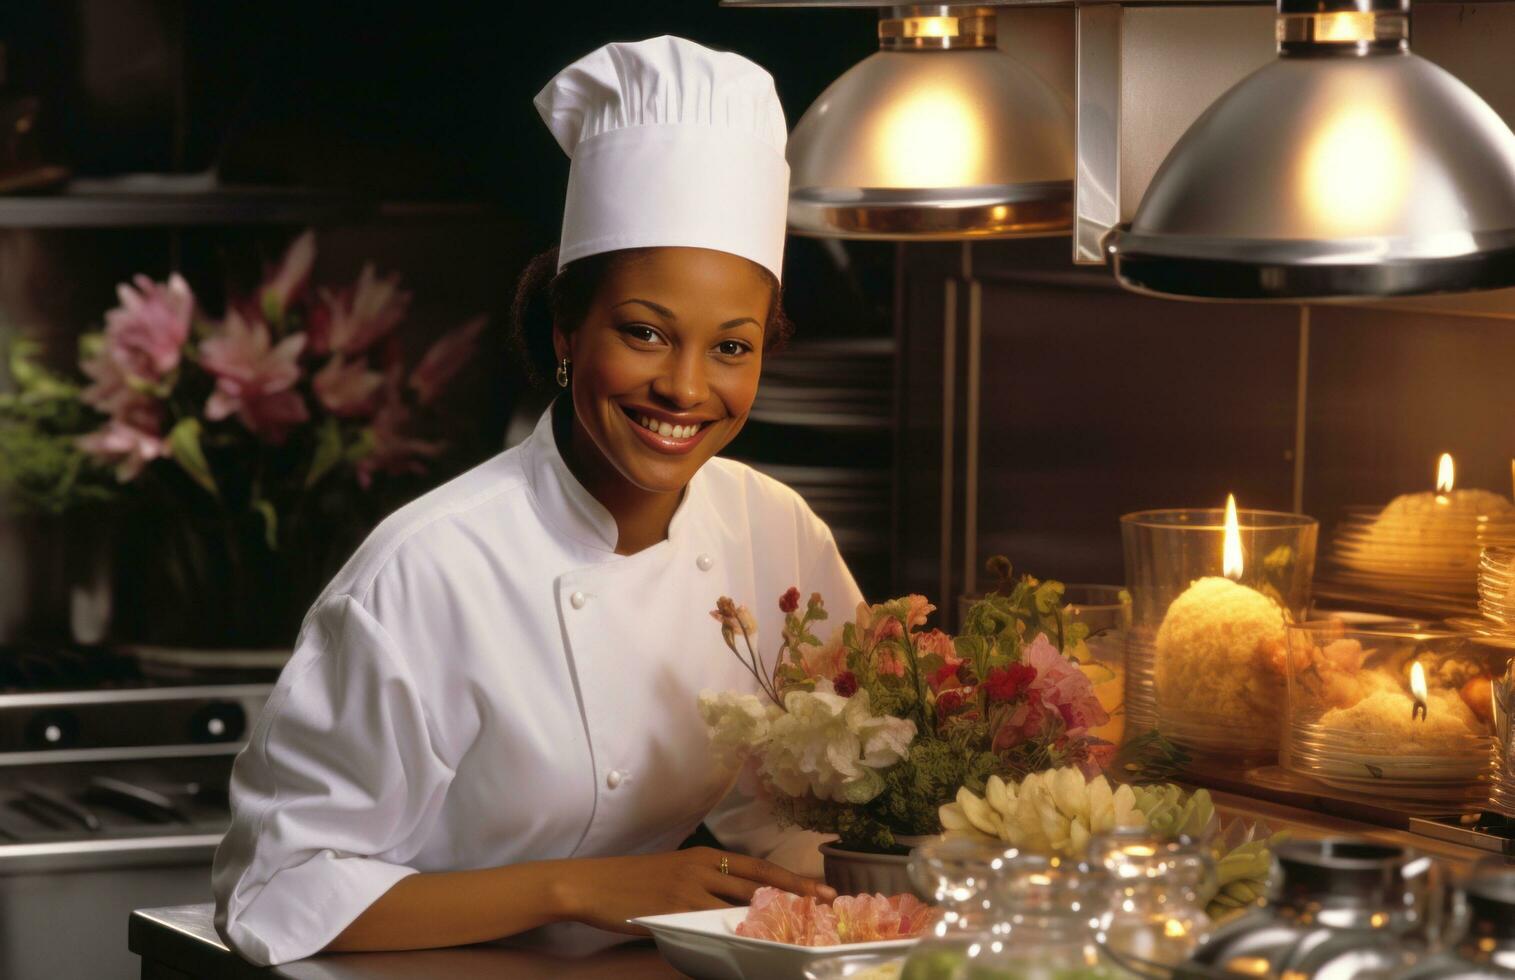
[210,36,866,969]
[512,245,792,554]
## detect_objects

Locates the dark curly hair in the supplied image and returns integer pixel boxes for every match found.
[509,246,792,389]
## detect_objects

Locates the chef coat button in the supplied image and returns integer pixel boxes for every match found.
[696,553,714,571]
[606,769,625,789]
[570,591,587,609]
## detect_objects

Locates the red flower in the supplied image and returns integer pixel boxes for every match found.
[832,671,858,698]
[779,587,801,614]
[983,663,1037,703]
[935,689,965,721]
[928,661,964,691]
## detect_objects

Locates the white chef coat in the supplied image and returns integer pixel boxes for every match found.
[211,404,863,966]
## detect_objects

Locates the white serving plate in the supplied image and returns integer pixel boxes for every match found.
[630,907,917,980]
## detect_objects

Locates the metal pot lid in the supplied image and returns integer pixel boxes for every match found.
[1110,40,1515,300]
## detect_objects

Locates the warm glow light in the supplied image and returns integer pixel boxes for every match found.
[903,15,958,38]
[1436,452,1455,495]
[1165,919,1189,938]
[1410,660,1429,706]
[1301,104,1410,237]
[876,86,985,187]
[1223,494,1244,580]
[1313,11,1377,42]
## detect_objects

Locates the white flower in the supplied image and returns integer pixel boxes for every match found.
[939,767,1146,857]
[699,691,782,767]
[760,680,916,804]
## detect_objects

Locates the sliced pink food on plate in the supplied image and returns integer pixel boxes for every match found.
[734,887,936,946]
[833,892,936,942]
[734,887,840,945]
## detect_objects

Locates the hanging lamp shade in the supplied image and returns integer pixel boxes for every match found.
[786,5,1074,240]
[1108,0,1515,301]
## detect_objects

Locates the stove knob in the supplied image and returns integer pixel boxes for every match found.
[25,709,79,750]
[189,701,246,743]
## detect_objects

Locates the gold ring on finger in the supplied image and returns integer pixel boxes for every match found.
[719,856,730,875]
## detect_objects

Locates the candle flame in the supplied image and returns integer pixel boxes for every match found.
[1436,453,1455,496]
[1223,494,1244,580]
[1410,660,1428,704]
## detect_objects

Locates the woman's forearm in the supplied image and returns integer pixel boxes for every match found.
[324,860,579,953]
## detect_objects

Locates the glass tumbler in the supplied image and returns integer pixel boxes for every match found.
[1120,508,1318,769]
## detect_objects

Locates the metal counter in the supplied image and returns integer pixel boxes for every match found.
[129,905,684,980]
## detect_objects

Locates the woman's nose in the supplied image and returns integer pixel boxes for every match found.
[652,351,708,408]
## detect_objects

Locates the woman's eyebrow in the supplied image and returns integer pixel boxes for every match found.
[719,316,759,330]
[612,298,676,319]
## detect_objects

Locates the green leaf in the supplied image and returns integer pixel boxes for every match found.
[167,418,218,497]
[253,498,279,552]
[305,417,344,488]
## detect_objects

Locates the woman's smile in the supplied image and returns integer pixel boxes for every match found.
[620,404,718,455]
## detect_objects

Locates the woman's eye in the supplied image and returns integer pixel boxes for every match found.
[715,340,752,357]
[621,324,662,344]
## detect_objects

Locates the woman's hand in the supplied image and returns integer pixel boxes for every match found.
[553,846,838,934]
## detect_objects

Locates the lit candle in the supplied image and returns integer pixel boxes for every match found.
[1435,453,1454,505]
[1410,660,1428,722]
[1223,493,1244,580]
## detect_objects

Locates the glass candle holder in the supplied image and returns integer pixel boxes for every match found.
[1282,622,1502,814]
[1062,585,1131,748]
[1120,508,1319,768]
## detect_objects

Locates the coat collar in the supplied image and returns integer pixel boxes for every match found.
[522,400,705,555]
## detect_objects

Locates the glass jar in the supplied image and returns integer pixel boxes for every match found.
[958,855,1135,980]
[901,837,1020,980]
[1120,507,1318,769]
[1179,838,1433,979]
[1398,858,1515,979]
[1093,830,1214,976]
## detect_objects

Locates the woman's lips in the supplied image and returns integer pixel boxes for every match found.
[621,406,715,456]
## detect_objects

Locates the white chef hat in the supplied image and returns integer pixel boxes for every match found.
[534,35,790,283]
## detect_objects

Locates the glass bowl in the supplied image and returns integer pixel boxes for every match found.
[1281,622,1501,814]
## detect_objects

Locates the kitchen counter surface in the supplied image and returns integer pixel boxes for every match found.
[132,787,1500,978]
[130,904,685,980]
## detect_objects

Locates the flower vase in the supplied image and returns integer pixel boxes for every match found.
[821,834,937,898]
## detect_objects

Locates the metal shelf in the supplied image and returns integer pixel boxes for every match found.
[0,182,500,229]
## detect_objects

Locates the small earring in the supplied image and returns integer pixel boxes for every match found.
[555,357,571,388]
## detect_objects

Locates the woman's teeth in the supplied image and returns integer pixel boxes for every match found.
[637,414,701,439]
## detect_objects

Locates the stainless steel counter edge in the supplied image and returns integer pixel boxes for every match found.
[130,905,274,980]
[0,832,221,874]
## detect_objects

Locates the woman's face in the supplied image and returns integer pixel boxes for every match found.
[555,247,771,495]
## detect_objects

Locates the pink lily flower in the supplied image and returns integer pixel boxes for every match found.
[80,273,194,416]
[314,355,385,418]
[354,398,444,489]
[408,315,486,405]
[316,264,411,355]
[260,230,317,319]
[76,408,170,482]
[200,310,309,443]
[106,273,194,379]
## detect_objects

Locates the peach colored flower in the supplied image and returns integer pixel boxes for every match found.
[314,355,384,418]
[409,315,486,405]
[261,230,317,318]
[316,264,410,355]
[200,311,308,443]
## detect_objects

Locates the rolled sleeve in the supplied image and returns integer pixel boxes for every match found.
[212,594,454,965]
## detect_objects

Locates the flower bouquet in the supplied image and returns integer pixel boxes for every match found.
[700,563,1120,854]
[0,231,488,645]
